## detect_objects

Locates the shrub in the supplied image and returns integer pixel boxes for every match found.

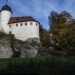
[0,56,75,74]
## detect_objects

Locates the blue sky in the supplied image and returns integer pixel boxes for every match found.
[0,0,75,29]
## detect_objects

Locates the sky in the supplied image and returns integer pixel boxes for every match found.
[0,0,75,29]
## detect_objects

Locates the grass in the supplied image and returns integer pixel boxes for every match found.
[0,55,75,74]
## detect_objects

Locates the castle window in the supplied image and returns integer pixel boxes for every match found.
[36,23,38,26]
[20,23,22,26]
[9,25,11,27]
[16,24,18,26]
[25,23,27,25]
[30,22,32,25]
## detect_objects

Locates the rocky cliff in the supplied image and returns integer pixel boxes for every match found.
[0,38,13,58]
[0,32,40,58]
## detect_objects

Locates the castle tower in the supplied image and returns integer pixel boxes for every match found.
[0,1,12,33]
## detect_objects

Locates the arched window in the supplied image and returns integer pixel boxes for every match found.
[25,23,27,26]
[36,23,38,26]
[16,24,18,26]
[9,25,11,27]
[20,23,22,26]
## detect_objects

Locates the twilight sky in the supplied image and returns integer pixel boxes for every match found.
[0,0,75,29]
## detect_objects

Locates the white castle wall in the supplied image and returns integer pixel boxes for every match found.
[9,21,40,41]
[0,10,11,33]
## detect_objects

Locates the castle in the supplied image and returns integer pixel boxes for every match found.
[0,4,40,41]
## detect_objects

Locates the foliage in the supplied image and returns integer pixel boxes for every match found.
[9,32,15,47]
[0,31,15,44]
[49,11,75,55]
[0,56,75,74]
[39,26,51,48]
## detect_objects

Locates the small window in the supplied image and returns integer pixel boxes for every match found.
[9,25,11,27]
[20,23,22,26]
[36,23,38,26]
[25,23,27,25]
[30,22,32,25]
[16,24,18,26]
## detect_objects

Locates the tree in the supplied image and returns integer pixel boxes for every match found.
[49,11,75,55]
[39,25,51,48]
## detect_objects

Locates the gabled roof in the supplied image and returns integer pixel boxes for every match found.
[8,16,37,24]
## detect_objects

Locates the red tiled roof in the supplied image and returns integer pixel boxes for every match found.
[8,16,37,24]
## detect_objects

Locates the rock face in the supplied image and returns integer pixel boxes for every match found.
[0,34,40,58]
[0,38,13,58]
[14,38,40,57]
[0,32,40,58]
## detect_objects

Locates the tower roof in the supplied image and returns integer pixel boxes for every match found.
[1,5,12,12]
